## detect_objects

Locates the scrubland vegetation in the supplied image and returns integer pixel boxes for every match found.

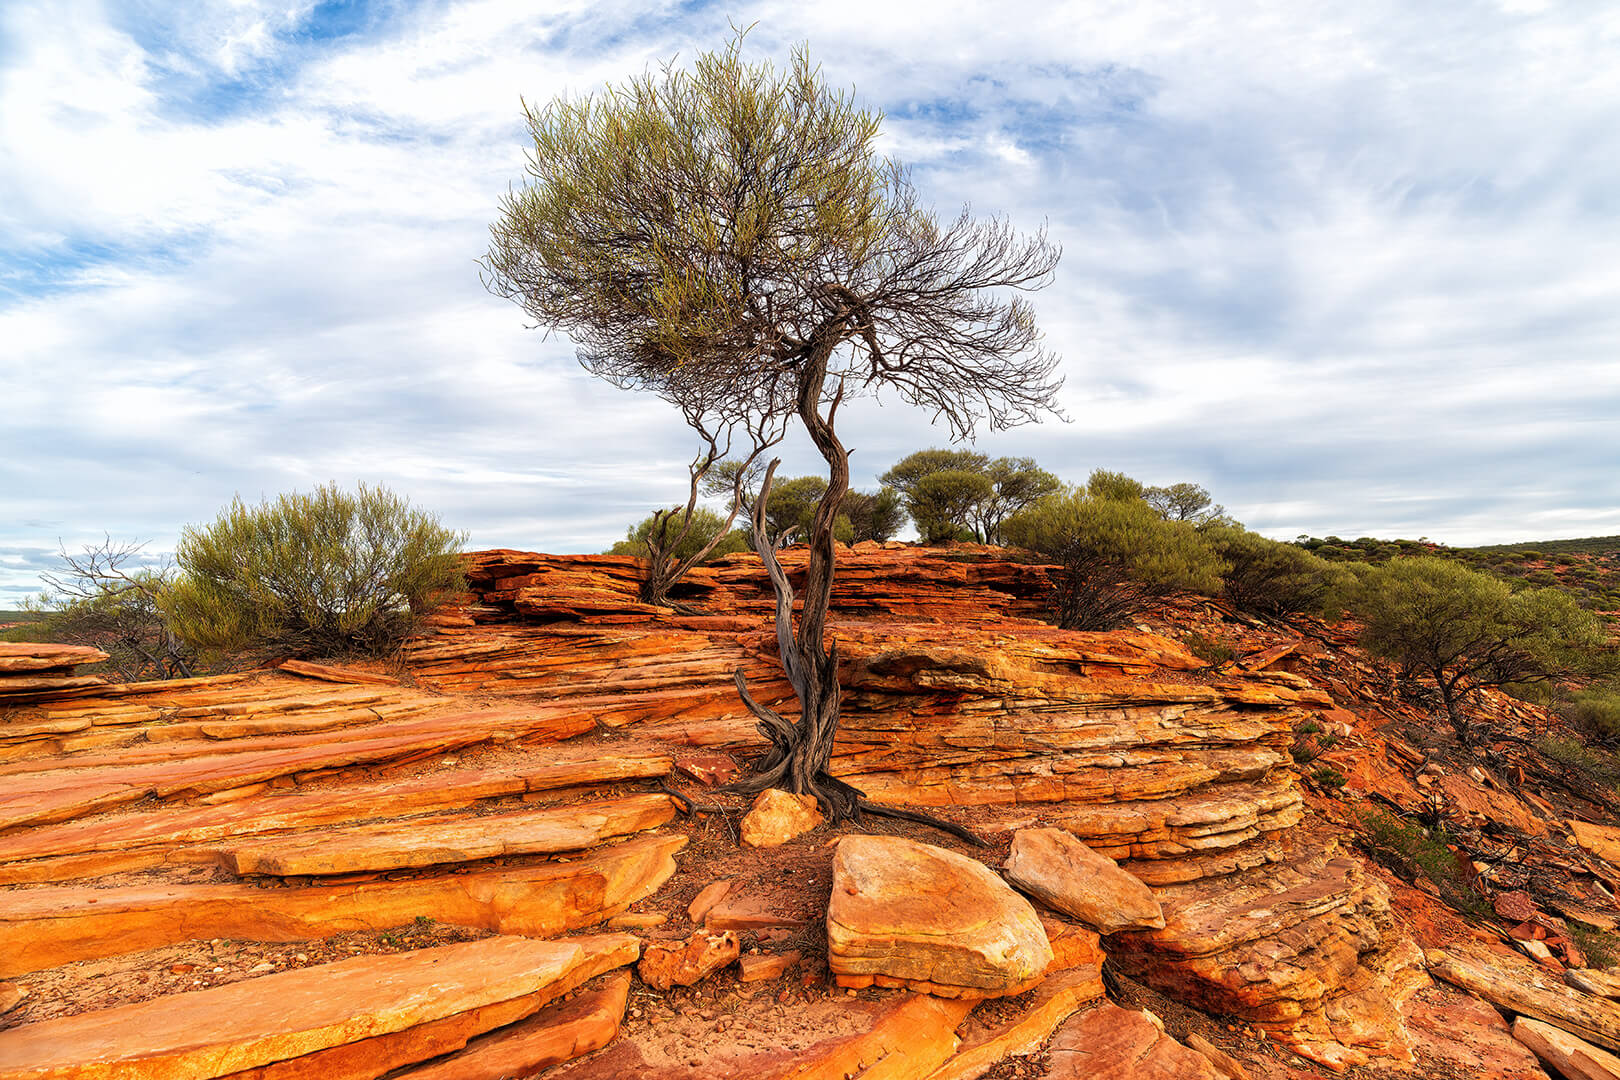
[10,484,463,674]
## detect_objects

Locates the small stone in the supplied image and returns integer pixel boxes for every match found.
[687,879,734,925]
[638,931,740,991]
[737,951,801,983]
[168,964,196,975]
[739,789,824,849]
[248,962,275,974]
[607,912,668,930]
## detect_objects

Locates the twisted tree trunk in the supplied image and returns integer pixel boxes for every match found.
[730,340,983,843]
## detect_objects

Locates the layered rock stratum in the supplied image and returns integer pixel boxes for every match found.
[2,544,1618,1077]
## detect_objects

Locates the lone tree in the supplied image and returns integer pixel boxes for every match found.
[484,37,1061,827]
[1346,557,1607,745]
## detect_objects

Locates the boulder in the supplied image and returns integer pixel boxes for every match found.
[827,835,1053,998]
[739,788,823,849]
[637,931,740,990]
[1513,1016,1620,1080]
[0,981,23,1016]
[1004,827,1164,933]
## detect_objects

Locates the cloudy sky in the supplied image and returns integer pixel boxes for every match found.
[3,0,1617,605]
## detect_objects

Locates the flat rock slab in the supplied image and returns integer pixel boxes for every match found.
[0,833,684,978]
[1514,1016,1620,1080]
[1043,1003,1221,1079]
[926,965,1105,1080]
[827,835,1053,998]
[0,644,109,673]
[543,991,974,1080]
[0,752,673,882]
[388,969,631,1080]
[1004,827,1163,933]
[219,794,676,876]
[0,935,619,1080]
[1429,948,1620,1054]
[1400,984,1548,1080]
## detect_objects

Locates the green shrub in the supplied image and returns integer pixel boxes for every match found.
[1568,688,1620,740]
[609,507,751,563]
[165,484,465,659]
[1356,808,1489,918]
[1311,766,1348,792]
[1568,922,1620,969]
[1536,735,1620,784]
[1205,526,1345,617]
[1003,486,1225,631]
[1183,632,1237,666]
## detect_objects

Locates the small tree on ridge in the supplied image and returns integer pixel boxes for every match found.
[484,36,1061,829]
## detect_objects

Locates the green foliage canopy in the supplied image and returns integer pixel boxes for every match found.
[609,506,751,563]
[166,484,465,659]
[1346,556,1608,741]
[1003,486,1225,630]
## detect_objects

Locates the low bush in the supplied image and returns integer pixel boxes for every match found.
[1205,526,1346,617]
[1357,808,1489,918]
[1183,631,1237,666]
[1003,487,1225,631]
[165,484,465,659]
[1568,687,1620,741]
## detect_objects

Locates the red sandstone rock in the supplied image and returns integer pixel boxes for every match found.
[0,981,24,1016]
[638,931,740,990]
[737,951,801,983]
[827,835,1053,998]
[926,966,1105,1080]
[674,752,740,785]
[393,970,631,1080]
[218,794,676,876]
[739,789,823,849]
[0,834,684,978]
[0,936,628,1080]
[1041,1004,1221,1079]
[1004,827,1164,933]
[0,643,109,673]
[1400,984,1548,1080]
[1513,1016,1620,1080]
[687,878,734,924]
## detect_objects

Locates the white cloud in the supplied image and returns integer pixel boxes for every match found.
[2,0,1618,604]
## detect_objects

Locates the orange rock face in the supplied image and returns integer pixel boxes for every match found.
[392,970,632,1080]
[0,834,685,978]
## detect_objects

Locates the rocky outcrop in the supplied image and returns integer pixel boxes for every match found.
[827,836,1053,998]
[0,643,108,701]
[1,834,684,977]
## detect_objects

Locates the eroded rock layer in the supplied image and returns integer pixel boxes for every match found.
[409,548,1420,1065]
